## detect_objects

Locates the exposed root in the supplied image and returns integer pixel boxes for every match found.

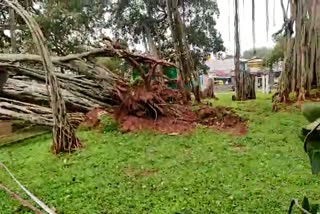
[111,81,247,135]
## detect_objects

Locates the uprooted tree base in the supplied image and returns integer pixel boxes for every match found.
[0,39,246,137]
[115,103,247,135]
[84,81,247,135]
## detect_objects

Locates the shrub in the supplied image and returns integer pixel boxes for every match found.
[100,115,118,133]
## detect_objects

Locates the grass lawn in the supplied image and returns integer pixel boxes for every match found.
[0,93,319,213]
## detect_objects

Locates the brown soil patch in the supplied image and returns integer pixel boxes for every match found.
[124,168,157,177]
[197,106,248,136]
[231,143,248,152]
[117,105,247,136]
[119,115,195,134]
[139,169,157,177]
[83,81,248,136]
[79,108,109,128]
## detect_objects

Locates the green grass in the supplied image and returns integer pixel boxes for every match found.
[0,93,319,213]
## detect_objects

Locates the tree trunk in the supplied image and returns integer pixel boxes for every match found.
[9,8,17,53]
[242,72,256,99]
[234,0,242,100]
[144,5,160,60]
[2,77,108,112]
[252,0,256,55]
[143,24,159,59]
[0,69,8,92]
[234,0,255,101]
[166,0,200,103]
[0,98,84,128]
[276,0,320,103]
[201,78,217,99]
[5,0,81,154]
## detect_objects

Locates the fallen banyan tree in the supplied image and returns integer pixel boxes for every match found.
[0,40,247,135]
[0,36,182,124]
[0,1,245,141]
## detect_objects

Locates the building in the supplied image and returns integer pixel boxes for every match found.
[247,57,270,93]
[247,57,282,93]
[202,55,282,93]
[202,56,247,91]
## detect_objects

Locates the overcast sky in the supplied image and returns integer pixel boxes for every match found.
[216,0,284,54]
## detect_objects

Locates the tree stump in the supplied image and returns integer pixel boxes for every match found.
[236,71,256,101]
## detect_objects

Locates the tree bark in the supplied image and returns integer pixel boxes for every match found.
[234,0,255,101]
[9,8,17,53]
[0,70,8,92]
[252,0,256,55]
[144,24,159,59]
[1,77,107,112]
[0,97,84,127]
[0,48,175,67]
[166,0,200,102]
[276,0,320,103]
[234,0,242,100]
[5,0,81,154]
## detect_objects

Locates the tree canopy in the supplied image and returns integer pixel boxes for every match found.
[1,0,224,72]
[263,37,285,68]
[242,47,272,60]
[0,0,109,54]
[108,0,225,72]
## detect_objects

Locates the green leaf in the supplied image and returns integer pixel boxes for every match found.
[302,103,320,122]
[310,204,319,214]
[309,150,320,174]
[302,197,310,212]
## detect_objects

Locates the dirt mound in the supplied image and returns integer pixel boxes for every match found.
[198,106,245,128]
[196,106,247,135]
[80,108,108,128]
[111,81,247,135]
[119,115,195,134]
[116,104,247,135]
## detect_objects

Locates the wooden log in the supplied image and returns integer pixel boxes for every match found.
[0,46,176,67]
[1,78,96,112]
[0,43,178,126]
[0,98,85,127]
[0,98,53,126]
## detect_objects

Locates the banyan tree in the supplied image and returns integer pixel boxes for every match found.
[233,0,256,101]
[275,0,320,103]
[4,0,81,154]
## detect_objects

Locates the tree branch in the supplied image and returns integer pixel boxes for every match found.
[0,183,44,214]
[0,45,177,67]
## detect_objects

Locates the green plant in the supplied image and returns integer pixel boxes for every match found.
[301,104,320,174]
[289,197,319,214]
[96,57,128,77]
[100,115,118,133]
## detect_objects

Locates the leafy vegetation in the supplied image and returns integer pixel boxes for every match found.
[0,0,108,54]
[100,115,119,133]
[0,93,319,213]
[108,0,224,73]
[242,47,272,60]
[263,36,285,68]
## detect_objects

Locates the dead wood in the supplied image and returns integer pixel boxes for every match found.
[0,98,85,127]
[0,46,176,67]
[0,182,44,214]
